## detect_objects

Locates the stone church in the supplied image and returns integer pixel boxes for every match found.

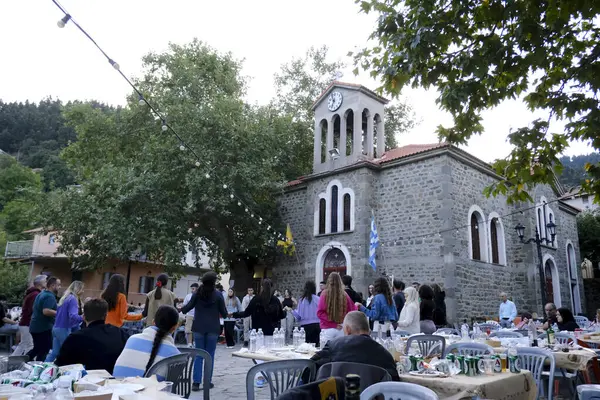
[271,82,583,323]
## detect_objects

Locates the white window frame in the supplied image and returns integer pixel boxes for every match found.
[467,205,488,262]
[487,212,507,266]
[565,241,582,314]
[542,254,562,307]
[313,179,355,236]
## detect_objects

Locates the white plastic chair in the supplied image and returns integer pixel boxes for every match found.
[578,384,600,400]
[576,316,590,329]
[444,342,494,357]
[360,382,439,400]
[517,347,555,400]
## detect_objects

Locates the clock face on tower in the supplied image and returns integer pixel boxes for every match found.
[327,91,343,112]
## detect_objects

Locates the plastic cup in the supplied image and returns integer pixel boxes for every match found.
[161,381,174,393]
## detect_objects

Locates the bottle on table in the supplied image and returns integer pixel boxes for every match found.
[547,325,555,346]
[257,328,264,349]
[528,319,538,347]
[299,327,306,344]
[319,331,327,349]
[293,327,299,348]
[249,329,257,352]
[344,374,361,400]
[461,320,470,339]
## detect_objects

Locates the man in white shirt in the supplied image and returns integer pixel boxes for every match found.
[498,292,517,328]
[241,288,254,347]
[182,283,199,347]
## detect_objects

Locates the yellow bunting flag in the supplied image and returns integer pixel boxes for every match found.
[277,224,296,256]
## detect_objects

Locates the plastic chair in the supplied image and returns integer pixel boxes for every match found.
[444,342,494,357]
[394,330,411,337]
[538,331,576,345]
[405,335,445,358]
[435,328,459,336]
[516,347,555,400]
[246,359,316,400]
[316,361,391,391]
[489,330,523,338]
[144,354,192,398]
[578,384,600,400]
[360,381,440,400]
[476,323,500,332]
[576,316,590,329]
[276,377,345,400]
[178,347,212,400]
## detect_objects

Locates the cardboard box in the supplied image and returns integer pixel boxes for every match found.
[74,392,113,400]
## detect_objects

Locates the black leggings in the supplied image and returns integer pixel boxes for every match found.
[302,323,321,347]
[224,321,236,347]
[27,330,52,361]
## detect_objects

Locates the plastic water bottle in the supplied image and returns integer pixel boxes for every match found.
[276,328,283,347]
[461,320,470,340]
[300,327,306,345]
[249,329,257,352]
[281,327,286,346]
[319,330,328,349]
[473,322,480,339]
[293,327,299,348]
[257,328,264,349]
[273,328,279,347]
[528,319,538,346]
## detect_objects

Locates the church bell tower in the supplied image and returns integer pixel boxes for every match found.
[311,82,389,174]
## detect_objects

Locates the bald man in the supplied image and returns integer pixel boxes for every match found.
[310,311,399,381]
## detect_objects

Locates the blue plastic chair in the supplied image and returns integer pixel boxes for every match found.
[360,381,439,400]
[444,342,494,357]
[578,384,600,400]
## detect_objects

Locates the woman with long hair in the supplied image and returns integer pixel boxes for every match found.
[395,286,420,334]
[418,284,436,334]
[181,271,227,391]
[431,283,447,327]
[102,274,143,327]
[223,288,242,348]
[45,280,84,362]
[556,307,579,331]
[142,273,175,327]
[281,289,297,344]
[366,284,375,331]
[233,278,285,337]
[357,277,398,336]
[316,272,357,343]
[292,281,321,346]
[113,305,180,378]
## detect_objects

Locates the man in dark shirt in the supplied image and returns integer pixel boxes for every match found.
[56,298,129,374]
[310,311,399,381]
[317,281,326,297]
[392,279,405,328]
[341,275,363,305]
[542,302,558,329]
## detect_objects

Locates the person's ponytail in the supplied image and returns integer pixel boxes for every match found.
[154,274,169,300]
[144,327,168,375]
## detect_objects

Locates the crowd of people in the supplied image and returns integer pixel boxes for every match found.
[2,270,453,392]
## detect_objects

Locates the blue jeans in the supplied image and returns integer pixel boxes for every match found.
[45,327,70,362]
[193,332,218,384]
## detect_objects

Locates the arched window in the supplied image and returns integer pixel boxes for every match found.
[314,180,355,236]
[471,214,481,260]
[567,242,582,313]
[318,199,326,235]
[537,208,543,237]
[468,205,488,262]
[345,110,354,156]
[331,186,339,233]
[323,248,347,282]
[320,119,328,164]
[547,211,555,246]
[343,194,351,231]
[490,219,499,264]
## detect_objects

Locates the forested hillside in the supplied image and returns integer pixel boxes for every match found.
[559,153,600,189]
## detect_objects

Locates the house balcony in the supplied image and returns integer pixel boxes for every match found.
[4,240,34,259]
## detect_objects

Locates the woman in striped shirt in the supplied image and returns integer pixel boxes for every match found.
[113,305,180,378]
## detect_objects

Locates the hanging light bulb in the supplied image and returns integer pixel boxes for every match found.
[230,194,234,199]
[223,184,228,189]
[205,173,210,178]
[161,120,168,132]
[179,145,185,151]
[108,59,120,70]
[138,95,145,106]
[195,161,201,167]
[250,214,254,218]
[237,202,241,206]
[57,14,71,28]
[245,208,248,213]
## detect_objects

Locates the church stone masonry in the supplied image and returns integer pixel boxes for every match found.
[272,82,583,323]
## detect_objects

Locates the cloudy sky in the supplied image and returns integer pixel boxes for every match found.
[0,0,592,162]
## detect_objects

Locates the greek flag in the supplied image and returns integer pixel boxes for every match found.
[369,214,379,271]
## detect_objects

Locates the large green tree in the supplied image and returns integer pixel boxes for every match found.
[42,40,293,271]
[353,0,600,203]
[274,46,416,179]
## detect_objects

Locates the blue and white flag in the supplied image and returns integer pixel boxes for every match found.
[369,214,380,271]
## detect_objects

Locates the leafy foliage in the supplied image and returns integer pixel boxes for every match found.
[0,155,42,251]
[42,40,293,271]
[0,259,29,304]
[578,210,600,270]
[353,0,600,203]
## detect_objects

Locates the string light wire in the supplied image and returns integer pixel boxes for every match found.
[49,0,286,245]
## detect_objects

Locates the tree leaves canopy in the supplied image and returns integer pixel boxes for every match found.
[353,0,600,203]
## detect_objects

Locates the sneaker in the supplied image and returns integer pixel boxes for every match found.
[255,376,267,388]
[192,383,200,392]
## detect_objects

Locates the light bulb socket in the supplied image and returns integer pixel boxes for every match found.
[108,59,120,70]
[138,95,145,106]
[57,14,71,28]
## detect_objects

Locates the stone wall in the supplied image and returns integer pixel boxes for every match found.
[272,149,583,322]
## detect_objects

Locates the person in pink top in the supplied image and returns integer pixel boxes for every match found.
[317,272,357,343]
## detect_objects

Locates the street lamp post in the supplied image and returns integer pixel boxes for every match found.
[514,221,557,310]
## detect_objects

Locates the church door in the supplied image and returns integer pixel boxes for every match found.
[323,248,347,282]
[544,261,554,304]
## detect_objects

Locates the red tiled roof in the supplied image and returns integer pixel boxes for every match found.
[286,142,450,186]
[375,142,450,164]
